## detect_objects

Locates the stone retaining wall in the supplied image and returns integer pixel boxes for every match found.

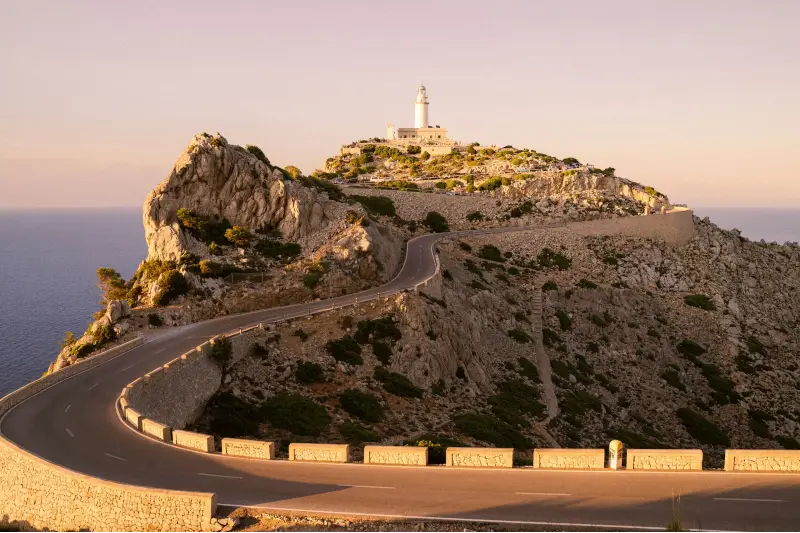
[724,450,800,472]
[289,443,350,463]
[569,209,695,245]
[532,448,605,469]
[446,447,513,468]
[364,445,428,465]
[0,335,217,532]
[627,449,703,471]
[221,438,276,459]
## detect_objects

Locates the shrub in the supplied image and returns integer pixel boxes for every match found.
[303,272,321,288]
[459,241,472,252]
[748,409,773,439]
[350,195,396,217]
[488,379,546,424]
[776,435,800,450]
[294,361,324,384]
[684,294,716,311]
[478,244,505,262]
[403,434,466,464]
[542,328,562,347]
[699,363,740,404]
[339,421,380,444]
[175,209,231,245]
[561,390,603,417]
[339,389,383,422]
[542,280,558,291]
[676,408,730,446]
[660,369,686,391]
[371,341,392,365]
[260,394,331,436]
[611,428,667,449]
[407,145,421,154]
[517,357,541,383]
[745,336,767,356]
[603,254,619,265]
[210,337,232,365]
[507,329,532,343]
[420,151,431,160]
[537,248,572,270]
[96,267,127,304]
[325,336,363,365]
[199,260,223,277]
[453,412,533,449]
[207,392,259,437]
[354,316,401,345]
[153,270,188,306]
[245,144,271,166]
[374,366,423,398]
[555,310,572,331]
[293,329,309,342]
[224,226,253,247]
[466,211,484,222]
[576,278,597,289]
[92,323,116,347]
[676,339,706,360]
[562,157,580,166]
[507,266,520,275]
[423,211,449,233]
[147,313,162,327]
[255,237,302,259]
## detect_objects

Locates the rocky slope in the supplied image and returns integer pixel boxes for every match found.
[193,214,800,468]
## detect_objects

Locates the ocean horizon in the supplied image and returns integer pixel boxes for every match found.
[0,205,797,396]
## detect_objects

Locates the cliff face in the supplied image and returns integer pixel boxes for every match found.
[143,133,347,262]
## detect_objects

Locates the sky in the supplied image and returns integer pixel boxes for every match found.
[1,0,798,208]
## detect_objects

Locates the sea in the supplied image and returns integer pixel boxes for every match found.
[0,206,797,396]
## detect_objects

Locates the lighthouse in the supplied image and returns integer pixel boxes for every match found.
[414,84,429,128]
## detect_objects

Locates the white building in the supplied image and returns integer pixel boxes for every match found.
[389,85,449,142]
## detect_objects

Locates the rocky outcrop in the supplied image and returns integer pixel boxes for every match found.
[143,133,350,262]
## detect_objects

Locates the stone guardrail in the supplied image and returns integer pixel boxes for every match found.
[0,335,216,532]
[627,449,703,471]
[222,437,276,459]
[533,448,605,469]
[446,447,514,468]
[364,445,428,465]
[289,443,350,463]
[724,449,800,472]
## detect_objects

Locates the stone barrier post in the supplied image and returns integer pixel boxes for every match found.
[609,440,623,470]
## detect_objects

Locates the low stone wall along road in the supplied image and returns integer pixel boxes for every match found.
[4,215,800,531]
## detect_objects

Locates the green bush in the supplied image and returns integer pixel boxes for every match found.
[488,379,546,424]
[153,270,189,306]
[676,339,706,360]
[684,294,716,311]
[420,151,431,160]
[611,428,667,449]
[210,337,232,365]
[339,389,383,422]
[423,211,449,232]
[207,391,259,438]
[254,237,301,259]
[537,248,572,270]
[745,336,767,356]
[453,412,533,449]
[92,323,116,347]
[407,145,421,154]
[776,435,800,450]
[677,407,730,446]
[507,329,532,343]
[260,394,331,436]
[147,313,162,327]
[354,316,401,345]
[466,211,484,222]
[374,366,423,398]
[561,389,602,417]
[303,272,321,288]
[517,357,541,383]
[224,226,253,247]
[295,361,324,384]
[459,241,472,252]
[576,278,598,289]
[542,328,562,347]
[245,144,271,166]
[403,434,466,465]
[699,363,740,404]
[325,336,363,365]
[660,369,686,391]
[555,310,572,331]
[96,267,128,304]
[292,329,309,342]
[542,280,558,291]
[478,244,505,262]
[350,195,396,217]
[70,342,96,359]
[175,208,231,245]
[371,341,392,365]
[339,421,380,444]
[748,409,773,439]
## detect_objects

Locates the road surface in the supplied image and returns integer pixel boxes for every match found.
[3,224,800,531]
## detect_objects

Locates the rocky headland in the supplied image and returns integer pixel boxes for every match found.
[47,135,800,468]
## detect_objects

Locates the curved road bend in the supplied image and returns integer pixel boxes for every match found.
[3,224,800,531]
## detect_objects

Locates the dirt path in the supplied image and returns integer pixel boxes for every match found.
[530,276,560,446]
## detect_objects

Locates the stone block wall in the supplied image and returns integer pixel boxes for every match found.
[142,418,171,441]
[627,449,703,471]
[446,447,513,468]
[724,450,800,472]
[364,445,428,465]
[125,341,222,430]
[289,443,350,463]
[533,449,605,469]
[173,430,214,452]
[221,438,276,459]
[569,209,695,245]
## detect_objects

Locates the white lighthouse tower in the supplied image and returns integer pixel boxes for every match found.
[414,84,429,128]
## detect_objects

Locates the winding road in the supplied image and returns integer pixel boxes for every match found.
[3,225,800,531]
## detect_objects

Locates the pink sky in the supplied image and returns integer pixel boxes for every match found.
[1,0,798,207]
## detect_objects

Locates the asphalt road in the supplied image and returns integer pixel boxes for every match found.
[3,224,800,531]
